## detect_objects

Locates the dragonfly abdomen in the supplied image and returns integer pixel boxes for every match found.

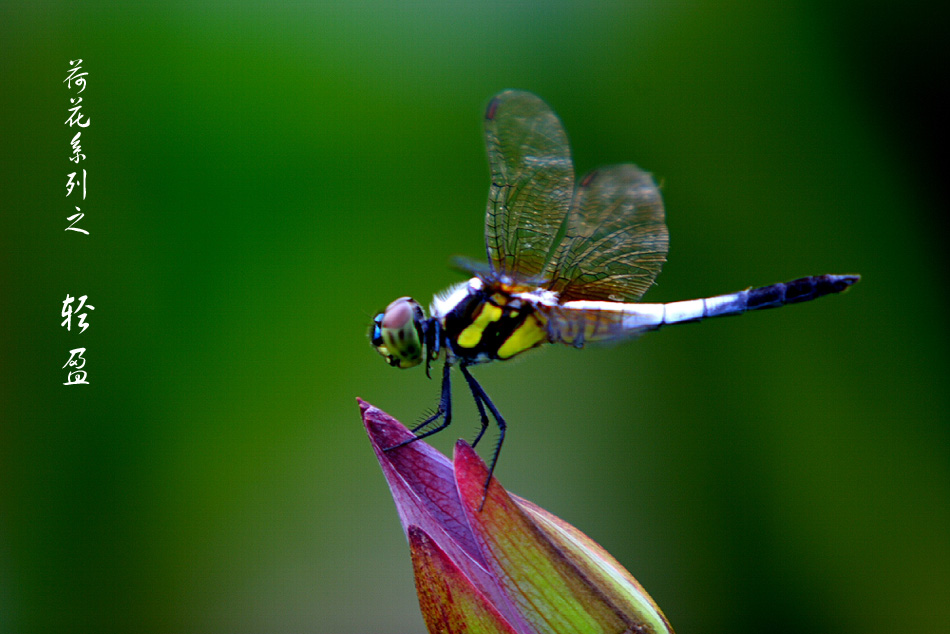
[547,273,860,345]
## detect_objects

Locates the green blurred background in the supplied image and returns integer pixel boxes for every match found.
[3,1,948,632]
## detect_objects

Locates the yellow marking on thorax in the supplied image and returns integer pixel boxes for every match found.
[497,315,547,359]
[456,302,504,348]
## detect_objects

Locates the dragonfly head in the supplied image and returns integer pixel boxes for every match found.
[371,297,425,369]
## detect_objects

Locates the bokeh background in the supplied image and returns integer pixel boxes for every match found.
[3,2,948,632]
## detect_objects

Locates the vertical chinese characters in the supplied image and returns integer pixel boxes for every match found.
[61,293,95,385]
[65,59,90,235]
[62,60,95,385]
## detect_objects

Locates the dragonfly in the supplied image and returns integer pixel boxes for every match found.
[371,89,859,498]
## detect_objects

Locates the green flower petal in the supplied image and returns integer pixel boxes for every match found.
[515,497,673,634]
[455,441,666,634]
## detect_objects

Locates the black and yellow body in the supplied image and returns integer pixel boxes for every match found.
[441,280,548,364]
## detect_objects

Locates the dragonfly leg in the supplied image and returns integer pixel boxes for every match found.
[462,367,491,449]
[385,361,453,451]
[409,408,444,434]
[460,364,507,510]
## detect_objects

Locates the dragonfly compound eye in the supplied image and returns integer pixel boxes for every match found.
[372,297,424,369]
[370,314,385,347]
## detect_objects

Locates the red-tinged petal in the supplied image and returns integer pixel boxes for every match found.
[514,497,674,634]
[410,525,520,634]
[455,440,667,634]
[360,399,477,556]
[359,400,532,633]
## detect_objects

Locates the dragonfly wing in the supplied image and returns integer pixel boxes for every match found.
[544,164,668,303]
[450,255,494,278]
[484,90,575,280]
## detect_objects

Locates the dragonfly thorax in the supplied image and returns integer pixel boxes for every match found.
[437,278,551,364]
